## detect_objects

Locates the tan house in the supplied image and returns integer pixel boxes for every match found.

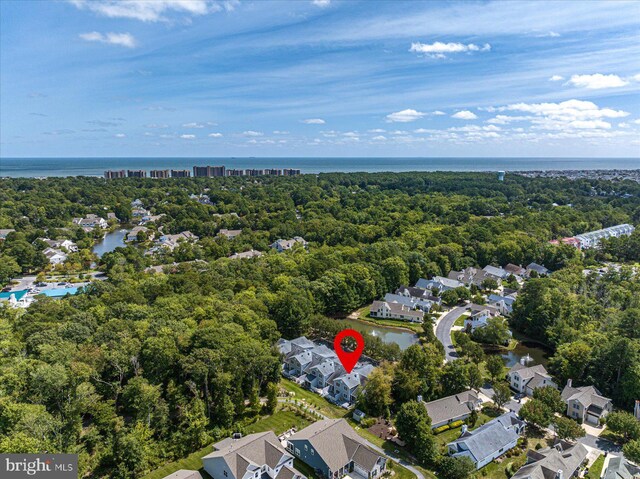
[561,380,612,425]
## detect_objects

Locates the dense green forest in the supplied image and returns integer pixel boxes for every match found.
[0,172,639,477]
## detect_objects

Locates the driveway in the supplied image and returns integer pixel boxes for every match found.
[479,383,523,413]
[578,434,624,457]
[435,306,467,362]
[358,435,425,479]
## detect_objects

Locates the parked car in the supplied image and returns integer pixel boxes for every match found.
[57,282,66,286]
[35,282,47,287]
[2,287,11,292]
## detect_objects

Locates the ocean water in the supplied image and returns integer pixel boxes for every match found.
[0,157,638,178]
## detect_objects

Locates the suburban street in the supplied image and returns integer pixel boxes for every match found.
[435,306,467,361]
[578,434,624,458]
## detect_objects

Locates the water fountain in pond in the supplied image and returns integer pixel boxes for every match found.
[520,353,533,366]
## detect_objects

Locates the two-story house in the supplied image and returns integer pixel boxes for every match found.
[507,364,557,396]
[561,379,612,425]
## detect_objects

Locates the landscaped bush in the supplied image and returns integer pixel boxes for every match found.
[450,420,464,428]
[360,417,377,428]
[434,424,451,434]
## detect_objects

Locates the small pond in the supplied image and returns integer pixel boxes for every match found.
[93,229,127,257]
[338,318,419,351]
[500,340,551,367]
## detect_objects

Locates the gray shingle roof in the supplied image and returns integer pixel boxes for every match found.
[512,442,588,479]
[423,390,479,426]
[561,384,611,409]
[288,419,383,473]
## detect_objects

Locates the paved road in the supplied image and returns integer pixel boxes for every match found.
[436,306,467,361]
[479,384,523,413]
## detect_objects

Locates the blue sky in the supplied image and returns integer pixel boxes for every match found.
[1,0,639,157]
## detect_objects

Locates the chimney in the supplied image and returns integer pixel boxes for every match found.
[556,470,564,479]
[567,379,572,388]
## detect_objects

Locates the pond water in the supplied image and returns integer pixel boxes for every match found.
[93,229,127,257]
[338,318,419,351]
[500,340,551,367]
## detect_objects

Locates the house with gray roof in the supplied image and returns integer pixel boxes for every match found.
[395,286,441,305]
[447,412,525,469]
[270,237,307,252]
[287,419,386,479]
[0,229,16,240]
[383,293,433,312]
[526,263,550,276]
[504,264,526,278]
[229,249,263,260]
[512,441,588,479]
[369,300,425,323]
[422,390,482,429]
[416,276,464,292]
[161,471,203,479]
[487,294,517,315]
[508,364,557,397]
[603,457,640,479]
[561,379,612,425]
[483,265,509,280]
[331,364,375,406]
[203,431,305,479]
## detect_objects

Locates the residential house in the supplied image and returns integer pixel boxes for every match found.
[464,309,492,332]
[512,441,589,479]
[217,229,242,239]
[157,231,199,251]
[526,263,550,276]
[422,390,482,429]
[561,380,612,425]
[416,276,464,292]
[467,303,500,317]
[107,212,119,222]
[603,457,640,479]
[38,238,78,252]
[504,264,526,278]
[447,412,526,469]
[287,419,387,479]
[507,364,557,396]
[229,250,263,260]
[487,294,517,315]
[383,292,433,312]
[127,226,152,242]
[395,286,442,305]
[43,247,67,265]
[202,431,305,479]
[331,364,374,405]
[0,229,16,240]
[140,213,164,225]
[369,300,425,322]
[483,265,509,281]
[72,214,108,229]
[161,471,203,479]
[270,237,308,252]
[132,207,151,218]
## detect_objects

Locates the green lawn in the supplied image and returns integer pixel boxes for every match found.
[280,378,347,418]
[349,305,425,333]
[586,454,605,479]
[454,313,470,327]
[141,410,312,479]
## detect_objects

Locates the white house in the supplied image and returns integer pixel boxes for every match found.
[416,276,464,292]
[507,364,557,396]
[270,237,307,252]
[464,309,491,331]
[575,224,635,249]
[43,247,67,265]
[370,300,425,322]
[561,380,612,425]
[72,214,108,229]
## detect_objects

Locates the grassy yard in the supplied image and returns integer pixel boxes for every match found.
[454,313,470,327]
[141,410,312,479]
[280,378,347,418]
[479,434,551,479]
[348,305,425,333]
[586,454,605,479]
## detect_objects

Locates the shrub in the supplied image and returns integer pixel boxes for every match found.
[361,417,377,428]
[450,420,465,428]
[434,424,451,434]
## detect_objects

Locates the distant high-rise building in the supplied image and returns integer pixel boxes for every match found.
[283,168,301,176]
[498,171,505,181]
[193,165,226,177]
[127,170,147,178]
[245,169,264,176]
[104,170,126,179]
[171,169,191,178]
[264,168,282,176]
[226,169,244,176]
[150,169,170,178]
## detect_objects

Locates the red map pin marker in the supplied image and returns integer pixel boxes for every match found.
[334,329,365,373]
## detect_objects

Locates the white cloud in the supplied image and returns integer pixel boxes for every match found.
[549,75,564,81]
[243,130,263,136]
[432,110,446,115]
[568,120,611,129]
[145,123,169,129]
[632,119,640,125]
[301,118,326,124]
[312,0,330,7]
[567,73,629,89]
[180,134,196,139]
[114,133,126,138]
[386,109,425,122]
[182,122,207,128]
[208,132,223,138]
[368,129,386,133]
[632,74,640,82]
[79,31,137,48]
[409,41,490,59]
[372,135,387,141]
[273,130,289,134]
[452,110,478,120]
[69,0,218,22]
